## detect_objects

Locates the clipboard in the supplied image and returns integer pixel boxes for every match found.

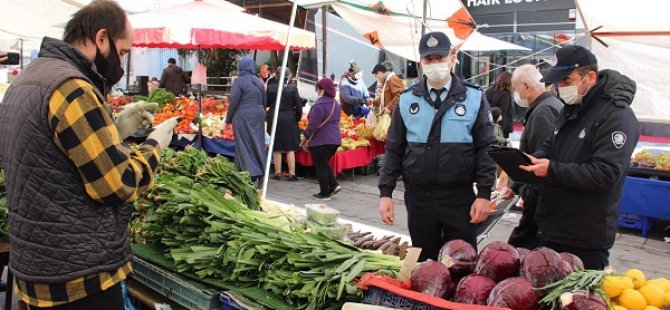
[487,146,543,184]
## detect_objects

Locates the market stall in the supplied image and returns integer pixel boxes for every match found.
[295,139,385,176]
[619,149,670,237]
[295,114,387,176]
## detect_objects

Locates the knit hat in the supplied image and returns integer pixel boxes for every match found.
[317,78,336,97]
[490,107,502,123]
[348,60,362,74]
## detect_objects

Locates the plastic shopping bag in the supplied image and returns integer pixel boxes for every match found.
[365,108,377,128]
[373,113,391,141]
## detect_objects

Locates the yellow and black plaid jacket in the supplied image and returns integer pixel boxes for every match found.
[16,78,160,307]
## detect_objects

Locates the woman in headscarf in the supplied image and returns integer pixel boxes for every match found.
[226,57,267,186]
[305,78,342,201]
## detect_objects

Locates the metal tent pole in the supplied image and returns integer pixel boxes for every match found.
[261,0,299,198]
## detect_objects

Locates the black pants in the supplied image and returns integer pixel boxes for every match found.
[405,186,477,262]
[507,201,539,250]
[309,144,339,195]
[31,283,123,310]
[540,240,609,270]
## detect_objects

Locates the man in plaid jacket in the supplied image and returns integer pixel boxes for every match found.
[0,1,176,308]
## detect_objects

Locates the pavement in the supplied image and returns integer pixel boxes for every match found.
[266,168,670,279]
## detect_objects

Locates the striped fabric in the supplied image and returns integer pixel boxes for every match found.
[16,262,132,307]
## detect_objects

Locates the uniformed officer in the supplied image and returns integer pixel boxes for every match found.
[521,45,640,269]
[378,32,497,261]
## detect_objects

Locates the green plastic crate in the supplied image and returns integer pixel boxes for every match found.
[131,256,221,310]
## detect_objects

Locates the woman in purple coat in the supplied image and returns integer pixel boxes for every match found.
[305,78,342,201]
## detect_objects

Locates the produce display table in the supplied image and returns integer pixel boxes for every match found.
[296,138,385,176]
[618,175,670,237]
[170,134,236,157]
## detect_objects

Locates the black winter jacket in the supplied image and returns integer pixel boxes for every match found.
[534,70,640,250]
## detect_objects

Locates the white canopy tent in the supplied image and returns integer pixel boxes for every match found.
[329,0,529,62]
[576,0,670,122]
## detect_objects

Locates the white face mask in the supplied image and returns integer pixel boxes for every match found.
[514,91,529,108]
[354,72,363,80]
[422,62,450,82]
[559,75,588,105]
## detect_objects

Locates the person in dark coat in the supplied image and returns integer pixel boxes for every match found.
[504,64,563,250]
[306,78,342,201]
[521,46,640,269]
[159,58,189,96]
[226,57,267,185]
[266,68,303,181]
[485,72,514,138]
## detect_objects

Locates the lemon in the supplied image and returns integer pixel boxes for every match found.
[603,275,625,298]
[619,288,647,310]
[639,284,665,308]
[664,291,670,306]
[612,306,627,310]
[647,278,670,293]
[626,269,647,289]
[622,276,636,290]
[642,306,660,310]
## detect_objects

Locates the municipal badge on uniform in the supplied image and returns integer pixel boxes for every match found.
[456,104,467,117]
[410,102,420,115]
[427,36,438,47]
[612,131,626,149]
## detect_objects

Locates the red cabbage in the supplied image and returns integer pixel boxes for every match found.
[475,241,520,282]
[438,240,478,279]
[454,274,496,305]
[410,261,452,297]
[560,252,584,273]
[560,291,607,310]
[521,247,565,288]
[487,277,539,310]
[517,247,531,263]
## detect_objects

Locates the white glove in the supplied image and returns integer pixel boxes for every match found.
[115,102,159,139]
[147,117,178,150]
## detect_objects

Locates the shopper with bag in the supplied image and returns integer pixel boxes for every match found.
[304,78,342,201]
[371,63,404,141]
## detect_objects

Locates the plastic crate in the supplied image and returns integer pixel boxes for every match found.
[220,292,248,310]
[363,286,441,310]
[131,256,221,310]
[618,213,653,237]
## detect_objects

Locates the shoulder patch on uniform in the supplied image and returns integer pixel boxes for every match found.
[612,131,626,149]
[464,82,481,89]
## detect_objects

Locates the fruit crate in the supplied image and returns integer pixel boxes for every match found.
[131,256,221,310]
[364,286,440,310]
[618,213,653,237]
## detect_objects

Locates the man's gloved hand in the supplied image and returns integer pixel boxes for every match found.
[115,102,159,139]
[147,117,178,150]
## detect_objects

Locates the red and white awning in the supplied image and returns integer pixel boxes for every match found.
[129,0,316,50]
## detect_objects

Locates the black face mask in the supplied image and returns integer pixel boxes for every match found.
[94,35,125,86]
